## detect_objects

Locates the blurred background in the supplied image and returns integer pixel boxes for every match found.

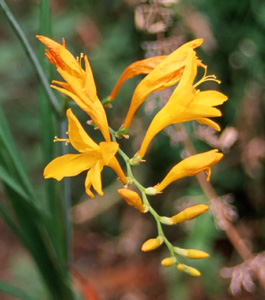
[0,0,265,299]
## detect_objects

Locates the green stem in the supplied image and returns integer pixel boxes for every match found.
[0,0,62,116]
[110,127,178,260]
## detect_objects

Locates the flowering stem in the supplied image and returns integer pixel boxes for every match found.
[110,127,178,261]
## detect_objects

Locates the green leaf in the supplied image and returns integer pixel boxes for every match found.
[0,280,38,300]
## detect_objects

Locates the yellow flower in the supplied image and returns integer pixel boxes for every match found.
[118,188,148,213]
[121,39,204,130]
[155,150,223,193]
[36,35,111,142]
[108,55,167,101]
[44,109,127,198]
[138,48,228,159]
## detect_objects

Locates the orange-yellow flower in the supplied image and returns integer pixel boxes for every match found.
[44,109,127,198]
[138,48,228,158]
[108,55,167,101]
[155,149,223,193]
[120,39,204,130]
[36,35,111,142]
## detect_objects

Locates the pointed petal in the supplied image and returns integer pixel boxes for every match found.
[59,46,82,75]
[84,56,99,100]
[44,153,96,181]
[155,150,223,192]
[187,104,222,118]
[123,41,201,130]
[195,90,228,106]
[36,35,62,66]
[108,157,127,184]
[67,109,99,152]
[177,48,197,90]
[197,118,221,131]
[84,174,95,198]
[108,55,167,100]
[85,160,104,197]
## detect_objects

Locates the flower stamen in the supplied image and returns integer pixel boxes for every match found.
[53,136,70,145]
[194,66,221,88]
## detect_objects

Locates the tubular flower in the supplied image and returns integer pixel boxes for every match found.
[122,39,204,130]
[108,55,167,101]
[160,204,209,225]
[36,35,111,142]
[155,150,223,193]
[118,188,148,213]
[44,109,127,198]
[138,48,228,158]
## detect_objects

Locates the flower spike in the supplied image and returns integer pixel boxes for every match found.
[36,35,111,142]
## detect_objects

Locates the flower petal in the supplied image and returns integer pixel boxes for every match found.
[99,141,119,165]
[85,160,104,197]
[108,157,127,184]
[197,118,221,131]
[123,40,203,129]
[44,153,97,181]
[108,55,167,101]
[195,90,228,106]
[67,109,99,152]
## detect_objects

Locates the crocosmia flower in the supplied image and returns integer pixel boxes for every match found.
[44,109,127,198]
[120,39,204,130]
[138,48,228,158]
[154,149,223,193]
[36,35,111,142]
[108,55,167,101]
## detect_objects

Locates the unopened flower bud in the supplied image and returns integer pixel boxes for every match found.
[118,188,148,213]
[170,204,209,224]
[177,264,201,276]
[174,247,209,259]
[161,257,176,267]
[141,236,163,252]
